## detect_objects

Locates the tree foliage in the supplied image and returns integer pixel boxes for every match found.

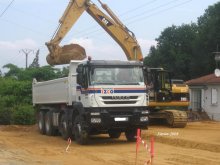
[0,64,69,125]
[144,2,220,80]
[29,49,40,68]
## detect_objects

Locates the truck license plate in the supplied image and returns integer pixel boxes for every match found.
[114,117,128,122]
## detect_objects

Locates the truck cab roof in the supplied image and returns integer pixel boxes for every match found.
[81,60,143,67]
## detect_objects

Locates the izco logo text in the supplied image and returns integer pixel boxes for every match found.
[101,88,114,94]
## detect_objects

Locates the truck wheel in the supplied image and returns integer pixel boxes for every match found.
[74,116,89,145]
[108,130,121,139]
[45,111,55,136]
[38,111,45,135]
[125,129,137,142]
[59,114,72,140]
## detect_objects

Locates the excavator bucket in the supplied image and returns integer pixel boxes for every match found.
[46,44,86,65]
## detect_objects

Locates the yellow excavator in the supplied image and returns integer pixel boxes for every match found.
[145,68,189,127]
[45,0,188,127]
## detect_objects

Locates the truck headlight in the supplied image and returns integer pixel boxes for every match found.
[140,116,149,122]
[91,118,101,123]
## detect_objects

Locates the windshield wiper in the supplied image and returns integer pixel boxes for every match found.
[93,82,115,85]
[117,82,139,85]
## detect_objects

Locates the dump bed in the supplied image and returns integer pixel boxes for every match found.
[32,77,70,105]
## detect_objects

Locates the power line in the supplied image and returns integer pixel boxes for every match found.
[125,0,182,23]
[73,0,193,39]
[64,0,161,38]
[0,18,48,38]
[0,0,15,18]
[127,0,193,25]
[70,0,187,38]
[119,0,158,17]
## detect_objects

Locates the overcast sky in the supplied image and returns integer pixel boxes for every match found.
[0,0,219,69]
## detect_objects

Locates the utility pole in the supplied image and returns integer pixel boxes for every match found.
[19,49,34,69]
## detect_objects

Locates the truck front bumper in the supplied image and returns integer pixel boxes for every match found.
[84,107,149,130]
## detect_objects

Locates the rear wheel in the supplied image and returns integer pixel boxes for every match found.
[108,130,121,139]
[59,114,72,140]
[74,115,89,145]
[45,111,55,136]
[38,111,45,135]
[125,128,137,142]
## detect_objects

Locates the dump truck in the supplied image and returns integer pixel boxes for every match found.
[33,59,149,144]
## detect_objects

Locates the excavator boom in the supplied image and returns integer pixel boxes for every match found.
[46,0,143,65]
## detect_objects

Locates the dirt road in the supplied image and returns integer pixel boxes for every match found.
[0,121,220,165]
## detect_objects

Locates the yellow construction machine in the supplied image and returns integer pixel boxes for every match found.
[145,69,189,127]
[45,0,188,127]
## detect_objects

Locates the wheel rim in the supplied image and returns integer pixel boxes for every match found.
[77,124,81,133]
[39,119,43,130]
[61,115,67,134]
[45,116,50,132]
[38,113,43,130]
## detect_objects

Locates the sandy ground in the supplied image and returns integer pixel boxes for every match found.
[0,121,220,165]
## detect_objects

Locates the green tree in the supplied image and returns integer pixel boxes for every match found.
[144,2,220,80]
[144,24,198,80]
[29,49,40,68]
[190,2,220,78]
[0,64,65,125]
[3,63,22,79]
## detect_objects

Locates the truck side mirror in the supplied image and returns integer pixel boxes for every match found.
[77,73,83,85]
[76,65,83,73]
[76,64,88,89]
[77,73,88,89]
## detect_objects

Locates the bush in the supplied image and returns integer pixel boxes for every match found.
[11,104,36,125]
[0,106,11,125]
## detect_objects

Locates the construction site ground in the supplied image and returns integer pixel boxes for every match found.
[0,121,220,165]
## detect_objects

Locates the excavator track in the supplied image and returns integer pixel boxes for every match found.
[165,110,187,128]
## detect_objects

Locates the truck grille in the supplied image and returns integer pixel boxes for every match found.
[100,96,139,104]
[103,101,137,104]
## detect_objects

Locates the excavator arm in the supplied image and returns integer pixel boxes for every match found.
[46,0,143,65]
[46,0,88,65]
[86,0,143,61]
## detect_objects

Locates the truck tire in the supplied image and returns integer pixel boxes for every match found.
[59,114,72,140]
[108,130,121,139]
[45,111,55,136]
[74,115,89,145]
[38,111,45,135]
[125,128,137,142]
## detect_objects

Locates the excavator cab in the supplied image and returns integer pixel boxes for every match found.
[144,68,172,102]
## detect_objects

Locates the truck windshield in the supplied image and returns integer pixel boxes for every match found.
[90,67,144,85]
